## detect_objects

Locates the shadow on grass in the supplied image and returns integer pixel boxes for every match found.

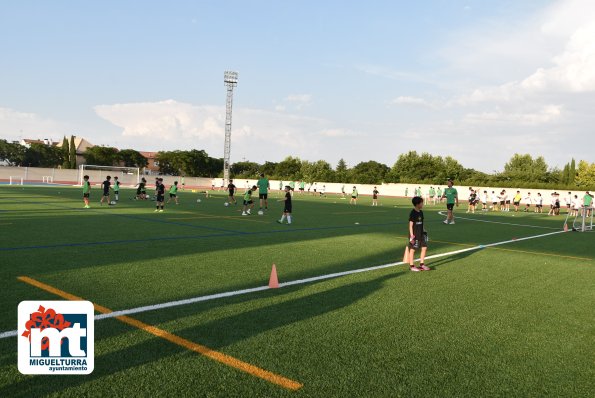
[0,272,402,397]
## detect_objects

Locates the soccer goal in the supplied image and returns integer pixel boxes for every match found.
[564,207,594,232]
[79,165,140,187]
[9,176,23,185]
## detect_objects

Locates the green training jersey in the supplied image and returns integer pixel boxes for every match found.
[584,194,593,207]
[169,185,178,194]
[244,190,252,201]
[289,181,295,188]
[437,188,442,196]
[444,187,458,204]
[257,178,269,194]
[113,181,120,191]
[352,189,358,197]
[279,181,283,189]
[83,181,90,194]
[300,181,305,189]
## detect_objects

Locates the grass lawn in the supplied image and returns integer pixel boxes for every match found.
[0,185,593,397]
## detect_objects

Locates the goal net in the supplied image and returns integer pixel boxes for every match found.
[79,165,140,187]
[563,206,594,232]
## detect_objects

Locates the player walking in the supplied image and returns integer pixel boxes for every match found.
[167,181,179,204]
[113,176,120,202]
[227,179,237,205]
[100,176,112,206]
[155,178,165,212]
[350,186,359,205]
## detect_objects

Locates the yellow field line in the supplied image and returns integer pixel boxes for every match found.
[430,239,591,261]
[17,276,303,391]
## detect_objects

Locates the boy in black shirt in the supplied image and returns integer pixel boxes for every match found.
[277,186,293,225]
[227,179,237,205]
[100,176,112,206]
[407,196,430,272]
[155,178,165,212]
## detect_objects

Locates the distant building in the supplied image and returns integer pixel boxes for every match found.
[19,138,59,147]
[139,151,160,174]
[56,136,94,167]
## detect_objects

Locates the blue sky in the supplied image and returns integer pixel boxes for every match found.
[1,0,593,172]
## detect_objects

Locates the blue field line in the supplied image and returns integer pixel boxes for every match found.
[0,221,404,251]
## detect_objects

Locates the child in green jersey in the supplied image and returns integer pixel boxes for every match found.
[350,186,358,205]
[113,176,120,202]
[242,185,257,216]
[82,175,91,208]
[167,181,179,204]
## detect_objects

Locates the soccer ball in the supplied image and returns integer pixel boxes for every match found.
[110,201,116,205]
[224,202,230,207]
[197,199,202,203]
[258,210,264,216]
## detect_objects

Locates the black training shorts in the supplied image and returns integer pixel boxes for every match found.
[259,193,268,199]
[447,203,455,210]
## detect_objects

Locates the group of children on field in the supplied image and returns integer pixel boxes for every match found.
[82,175,180,211]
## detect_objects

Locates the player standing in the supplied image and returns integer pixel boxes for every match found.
[407,196,430,272]
[350,186,359,205]
[257,173,270,211]
[82,175,91,208]
[299,180,305,194]
[113,176,120,202]
[155,178,165,212]
[100,176,112,206]
[442,179,458,224]
[513,191,522,212]
[277,185,293,225]
[372,187,379,206]
[583,191,593,217]
[523,192,532,212]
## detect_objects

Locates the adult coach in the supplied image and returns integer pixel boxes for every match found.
[442,179,459,224]
[257,173,270,211]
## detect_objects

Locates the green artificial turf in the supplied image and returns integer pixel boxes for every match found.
[0,185,593,397]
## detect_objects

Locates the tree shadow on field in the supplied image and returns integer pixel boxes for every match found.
[0,272,403,397]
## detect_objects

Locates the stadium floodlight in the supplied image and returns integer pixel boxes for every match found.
[223,70,238,185]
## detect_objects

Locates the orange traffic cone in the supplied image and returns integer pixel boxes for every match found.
[402,246,409,264]
[269,264,279,288]
[563,223,568,232]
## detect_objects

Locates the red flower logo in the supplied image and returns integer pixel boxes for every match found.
[21,305,72,350]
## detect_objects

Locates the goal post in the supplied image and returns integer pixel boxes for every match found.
[79,165,140,187]
[9,176,24,185]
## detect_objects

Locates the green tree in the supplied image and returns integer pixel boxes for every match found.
[301,160,335,182]
[61,136,70,169]
[261,161,278,178]
[23,143,63,167]
[230,161,261,178]
[275,156,302,180]
[118,149,149,168]
[69,135,77,168]
[350,161,390,184]
[575,160,595,189]
[569,158,576,184]
[0,139,26,166]
[83,146,119,166]
[335,158,349,182]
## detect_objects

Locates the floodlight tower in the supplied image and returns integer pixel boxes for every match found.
[223,70,238,185]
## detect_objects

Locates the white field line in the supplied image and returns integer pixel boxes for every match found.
[0,229,566,340]
[437,211,559,230]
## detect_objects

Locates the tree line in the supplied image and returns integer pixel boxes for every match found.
[1,139,593,189]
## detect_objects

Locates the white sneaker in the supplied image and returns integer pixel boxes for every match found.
[242,212,248,216]
[443,220,449,224]
[159,210,163,212]
[450,221,456,224]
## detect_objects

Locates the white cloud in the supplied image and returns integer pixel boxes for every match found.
[285,94,312,103]
[0,106,70,141]
[463,105,563,126]
[390,96,434,108]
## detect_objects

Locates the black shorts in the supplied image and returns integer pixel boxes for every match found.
[373,196,378,199]
[103,191,110,197]
[169,193,176,198]
[229,191,235,197]
[141,190,146,194]
[537,204,543,208]
[506,200,511,204]
[156,195,165,202]
[447,203,455,210]
[114,190,119,194]
[290,188,294,191]
[409,233,428,250]
[83,193,90,198]
[284,206,292,213]
[352,196,357,199]
[514,202,520,206]
[243,200,253,206]
[259,193,268,199]
[299,188,304,191]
